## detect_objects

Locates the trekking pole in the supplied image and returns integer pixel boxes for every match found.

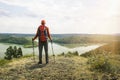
[51,41,55,63]
[32,40,35,62]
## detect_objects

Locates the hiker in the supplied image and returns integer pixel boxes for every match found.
[32,20,52,64]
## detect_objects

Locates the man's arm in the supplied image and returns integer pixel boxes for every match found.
[32,27,39,41]
[46,27,52,41]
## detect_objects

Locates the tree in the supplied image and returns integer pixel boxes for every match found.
[4,46,14,60]
[17,47,23,57]
[13,46,17,58]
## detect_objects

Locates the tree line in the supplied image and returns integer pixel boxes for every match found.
[0,36,31,45]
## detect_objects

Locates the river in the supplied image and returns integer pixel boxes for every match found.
[0,43,103,58]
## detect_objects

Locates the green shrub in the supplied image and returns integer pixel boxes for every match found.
[58,51,79,57]
[73,51,79,56]
[88,54,120,73]
[65,51,72,57]
[4,46,13,60]
[17,47,23,57]
[4,46,23,60]
[58,52,65,56]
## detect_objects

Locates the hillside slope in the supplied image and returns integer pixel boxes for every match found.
[81,41,120,57]
[0,55,119,80]
[0,56,90,80]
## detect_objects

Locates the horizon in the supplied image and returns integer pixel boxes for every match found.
[0,32,120,35]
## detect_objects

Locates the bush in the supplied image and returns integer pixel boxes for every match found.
[13,46,17,58]
[58,52,65,56]
[58,51,79,57]
[88,54,120,73]
[73,51,79,56]
[4,46,13,60]
[4,46,23,60]
[17,47,23,57]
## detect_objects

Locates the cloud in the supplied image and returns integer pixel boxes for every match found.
[0,1,39,18]
[0,8,10,16]
[0,0,120,34]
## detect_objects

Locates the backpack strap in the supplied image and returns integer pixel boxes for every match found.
[44,26,48,37]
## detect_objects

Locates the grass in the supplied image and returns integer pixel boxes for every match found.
[22,54,33,58]
[0,53,120,79]
[87,54,120,73]
[0,54,33,66]
[0,56,90,80]
[80,41,120,79]
[0,59,11,66]
[81,41,120,57]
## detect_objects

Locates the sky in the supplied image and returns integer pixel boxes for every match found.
[0,0,120,34]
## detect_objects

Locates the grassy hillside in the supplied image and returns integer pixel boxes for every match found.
[0,56,89,80]
[0,54,120,80]
[80,41,120,79]
[81,41,120,57]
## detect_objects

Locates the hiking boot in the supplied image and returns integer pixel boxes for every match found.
[38,62,42,64]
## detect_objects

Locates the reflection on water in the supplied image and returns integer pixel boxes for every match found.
[0,43,103,58]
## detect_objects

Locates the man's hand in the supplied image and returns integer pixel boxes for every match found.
[51,40,53,43]
[32,38,34,41]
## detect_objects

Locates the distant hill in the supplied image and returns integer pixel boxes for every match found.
[0,36,31,45]
[52,34,120,44]
[0,33,120,45]
[81,41,120,57]
[0,33,34,38]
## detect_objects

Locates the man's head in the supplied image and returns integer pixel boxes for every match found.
[41,20,46,25]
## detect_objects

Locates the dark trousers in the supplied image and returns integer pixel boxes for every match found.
[38,41,48,63]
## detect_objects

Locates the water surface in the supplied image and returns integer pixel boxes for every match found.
[0,43,103,58]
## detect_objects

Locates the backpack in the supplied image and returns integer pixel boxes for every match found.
[38,25,48,41]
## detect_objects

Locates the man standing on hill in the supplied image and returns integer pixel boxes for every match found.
[32,20,52,64]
